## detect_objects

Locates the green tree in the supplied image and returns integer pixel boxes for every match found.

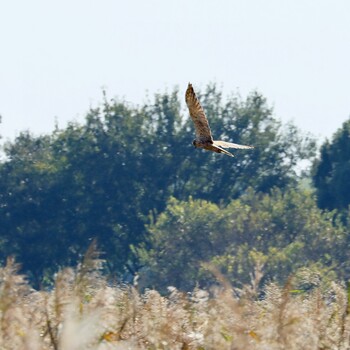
[0,132,68,285]
[0,85,316,285]
[312,118,350,211]
[136,189,345,291]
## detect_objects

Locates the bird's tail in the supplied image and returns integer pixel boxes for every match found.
[213,140,254,150]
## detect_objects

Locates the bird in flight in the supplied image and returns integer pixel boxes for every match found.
[185,83,254,157]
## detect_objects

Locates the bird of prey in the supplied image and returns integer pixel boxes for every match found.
[185,83,254,157]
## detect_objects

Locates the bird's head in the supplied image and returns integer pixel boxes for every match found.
[192,140,198,148]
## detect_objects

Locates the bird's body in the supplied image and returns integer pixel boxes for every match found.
[185,83,254,157]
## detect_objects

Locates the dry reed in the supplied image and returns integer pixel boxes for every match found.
[0,253,350,350]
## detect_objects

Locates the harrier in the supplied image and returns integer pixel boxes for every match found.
[185,83,254,157]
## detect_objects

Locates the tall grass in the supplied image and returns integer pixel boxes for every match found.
[1,251,350,349]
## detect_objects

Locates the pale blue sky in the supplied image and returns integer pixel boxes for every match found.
[1,0,349,142]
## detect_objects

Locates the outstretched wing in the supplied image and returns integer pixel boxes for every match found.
[213,140,254,150]
[185,83,213,143]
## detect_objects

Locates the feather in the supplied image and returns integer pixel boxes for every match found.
[213,140,254,150]
[185,83,213,143]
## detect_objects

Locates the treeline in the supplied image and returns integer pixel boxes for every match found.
[0,84,349,289]
[137,189,348,292]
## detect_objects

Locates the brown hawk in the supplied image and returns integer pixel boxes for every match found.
[185,83,254,157]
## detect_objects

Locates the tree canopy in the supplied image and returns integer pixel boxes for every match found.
[136,189,346,292]
[312,118,350,212]
[0,85,317,286]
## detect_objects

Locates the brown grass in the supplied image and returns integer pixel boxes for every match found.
[1,254,350,349]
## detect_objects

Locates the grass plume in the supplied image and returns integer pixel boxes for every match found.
[0,250,350,349]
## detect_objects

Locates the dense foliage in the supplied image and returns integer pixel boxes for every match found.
[312,118,350,212]
[0,84,336,289]
[137,189,349,292]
